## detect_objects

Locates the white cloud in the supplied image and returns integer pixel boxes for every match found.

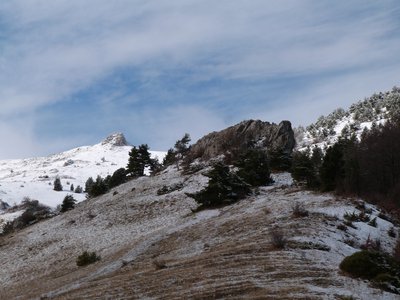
[0,1,399,157]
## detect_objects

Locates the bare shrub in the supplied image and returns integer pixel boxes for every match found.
[270,228,287,249]
[291,202,309,218]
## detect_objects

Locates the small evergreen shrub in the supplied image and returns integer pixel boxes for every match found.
[53,177,63,191]
[340,250,400,280]
[76,251,101,266]
[388,227,397,238]
[368,217,377,227]
[157,183,184,195]
[372,273,400,294]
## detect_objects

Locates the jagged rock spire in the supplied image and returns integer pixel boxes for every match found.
[101,133,129,146]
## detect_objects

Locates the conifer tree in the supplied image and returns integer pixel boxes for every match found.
[235,149,272,186]
[60,194,77,212]
[53,177,63,191]
[85,177,94,193]
[186,162,250,210]
[126,144,153,177]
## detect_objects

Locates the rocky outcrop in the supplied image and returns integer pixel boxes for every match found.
[188,120,295,160]
[0,200,10,211]
[102,133,129,147]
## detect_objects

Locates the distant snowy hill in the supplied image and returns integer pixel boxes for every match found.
[0,133,165,208]
[296,86,400,150]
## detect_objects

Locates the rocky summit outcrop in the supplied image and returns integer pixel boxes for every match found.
[188,120,295,160]
[101,133,129,147]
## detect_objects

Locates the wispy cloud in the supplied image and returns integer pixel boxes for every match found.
[0,1,399,157]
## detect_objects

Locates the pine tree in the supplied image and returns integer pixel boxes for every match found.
[74,185,83,193]
[186,162,250,210]
[126,146,141,177]
[162,148,177,167]
[108,168,127,189]
[87,175,108,198]
[174,133,191,170]
[235,149,272,186]
[291,149,319,188]
[53,177,63,191]
[126,144,153,177]
[70,184,74,192]
[85,177,94,193]
[60,194,77,212]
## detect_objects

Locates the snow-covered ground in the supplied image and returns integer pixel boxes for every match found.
[0,168,398,299]
[0,133,165,208]
[297,111,387,151]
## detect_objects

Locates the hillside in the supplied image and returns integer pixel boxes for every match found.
[0,133,165,208]
[0,165,398,299]
[296,86,400,150]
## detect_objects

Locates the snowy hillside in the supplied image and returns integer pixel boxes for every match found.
[0,167,398,299]
[296,86,400,150]
[0,133,165,208]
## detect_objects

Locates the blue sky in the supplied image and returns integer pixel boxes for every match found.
[0,1,400,158]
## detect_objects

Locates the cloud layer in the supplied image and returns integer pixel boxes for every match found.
[0,1,399,157]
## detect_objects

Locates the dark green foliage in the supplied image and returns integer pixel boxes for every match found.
[163,133,191,169]
[85,177,94,193]
[2,199,51,233]
[60,194,77,212]
[320,142,345,191]
[87,175,108,198]
[74,185,83,193]
[174,133,191,157]
[373,273,400,294]
[157,183,184,195]
[340,250,400,294]
[388,227,397,238]
[108,168,127,189]
[368,217,377,227]
[126,144,154,177]
[76,251,101,266]
[70,184,74,192]
[186,162,250,209]
[235,149,272,187]
[268,148,292,171]
[291,149,320,188]
[340,250,400,280]
[163,148,177,166]
[53,177,63,191]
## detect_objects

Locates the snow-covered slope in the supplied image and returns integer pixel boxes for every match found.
[296,86,400,151]
[0,168,398,299]
[0,133,165,208]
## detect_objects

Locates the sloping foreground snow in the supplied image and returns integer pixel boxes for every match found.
[0,169,398,299]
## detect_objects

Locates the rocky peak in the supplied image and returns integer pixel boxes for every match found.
[188,120,295,160]
[101,133,129,147]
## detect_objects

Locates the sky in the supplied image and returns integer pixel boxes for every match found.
[0,0,400,158]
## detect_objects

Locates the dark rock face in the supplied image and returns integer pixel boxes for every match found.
[188,120,295,160]
[0,200,10,211]
[102,133,129,147]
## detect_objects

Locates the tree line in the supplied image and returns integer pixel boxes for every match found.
[292,118,400,212]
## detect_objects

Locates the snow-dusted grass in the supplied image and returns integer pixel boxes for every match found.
[0,170,399,299]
